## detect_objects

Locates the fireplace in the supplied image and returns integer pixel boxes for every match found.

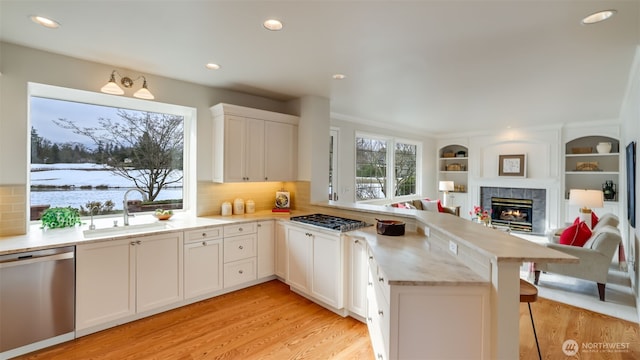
[480,187,546,234]
[491,197,533,232]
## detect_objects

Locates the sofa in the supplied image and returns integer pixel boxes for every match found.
[389,199,460,216]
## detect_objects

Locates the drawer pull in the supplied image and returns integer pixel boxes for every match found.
[368,282,373,286]
[378,310,384,316]
[202,232,207,237]
[238,270,244,274]
[354,239,360,244]
[369,256,373,260]
[202,241,207,246]
[377,354,383,360]
[378,277,384,283]
[367,317,372,323]
[238,227,243,232]
[136,240,142,245]
[130,241,136,246]
[239,245,244,250]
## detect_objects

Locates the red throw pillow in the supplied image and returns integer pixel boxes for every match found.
[573,216,580,225]
[591,211,599,227]
[436,199,444,212]
[559,221,592,247]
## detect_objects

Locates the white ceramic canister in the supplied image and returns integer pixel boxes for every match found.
[245,199,255,214]
[221,201,232,216]
[233,198,245,215]
[596,142,612,154]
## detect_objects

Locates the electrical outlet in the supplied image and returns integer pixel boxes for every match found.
[448,241,458,255]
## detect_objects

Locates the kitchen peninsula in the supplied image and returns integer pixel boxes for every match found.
[0,205,576,360]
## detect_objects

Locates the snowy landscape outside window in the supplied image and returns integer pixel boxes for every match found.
[28,85,193,221]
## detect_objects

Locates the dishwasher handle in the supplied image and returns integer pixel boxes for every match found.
[0,251,74,269]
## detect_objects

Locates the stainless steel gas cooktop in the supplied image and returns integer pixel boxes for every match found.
[289,214,369,232]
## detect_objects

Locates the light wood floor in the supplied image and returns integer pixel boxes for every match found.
[15,280,639,360]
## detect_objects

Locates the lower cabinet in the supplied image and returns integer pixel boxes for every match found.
[286,224,344,309]
[366,247,491,360]
[184,227,223,299]
[223,223,258,288]
[257,220,275,278]
[347,235,368,318]
[275,220,287,279]
[76,232,183,332]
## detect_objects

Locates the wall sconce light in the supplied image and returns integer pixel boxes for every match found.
[100,70,155,100]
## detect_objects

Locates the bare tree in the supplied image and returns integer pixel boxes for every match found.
[54,110,183,201]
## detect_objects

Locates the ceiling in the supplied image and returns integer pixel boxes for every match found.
[1,1,639,135]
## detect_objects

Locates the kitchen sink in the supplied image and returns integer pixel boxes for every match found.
[83,222,172,238]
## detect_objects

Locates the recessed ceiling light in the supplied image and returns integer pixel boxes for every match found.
[30,15,60,29]
[581,10,616,25]
[205,63,221,70]
[332,74,346,80]
[263,19,283,31]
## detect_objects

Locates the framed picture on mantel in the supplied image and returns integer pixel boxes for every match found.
[499,154,526,177]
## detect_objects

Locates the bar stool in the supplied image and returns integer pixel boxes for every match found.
[520,279,542,360]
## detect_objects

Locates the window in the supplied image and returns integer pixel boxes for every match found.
[355,133,420,201]
[28,83,196,220]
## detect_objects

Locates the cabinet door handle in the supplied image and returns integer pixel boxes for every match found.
[257,224,262,227]
[354,239,360,244]
[377,354,383,360]
[368,282,373,287]
[369,256,373,260]
[130,241,136,246]
[264,177,268,181]
[202,241,207,246]
[238,227,243,232]
[367,317,372,323]
[136,240,142,245]
[378,277,384,283]
[239,245,244,250]
[202,232,207,237]
[378,310,384,316]
[238,270,244,274]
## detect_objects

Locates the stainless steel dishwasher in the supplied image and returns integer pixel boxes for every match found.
[0,246,75,358]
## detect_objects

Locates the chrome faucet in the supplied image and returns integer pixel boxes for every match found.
[123,188,148,226]
[89,205,99,230]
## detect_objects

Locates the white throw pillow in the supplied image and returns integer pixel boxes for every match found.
[420,199,439,212]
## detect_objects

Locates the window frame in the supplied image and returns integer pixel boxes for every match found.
[354,131,422,203]
[27,82,197,220]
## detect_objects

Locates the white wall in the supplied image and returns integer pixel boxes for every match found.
[0,41,291,185]
[619,45,640,316]
[329,117,436,203]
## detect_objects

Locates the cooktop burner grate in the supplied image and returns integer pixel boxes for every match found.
[289,214,368,232]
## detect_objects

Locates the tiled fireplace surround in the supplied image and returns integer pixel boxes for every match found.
[480,186,546,234]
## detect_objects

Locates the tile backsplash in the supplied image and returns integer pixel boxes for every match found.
[0,185,27,236]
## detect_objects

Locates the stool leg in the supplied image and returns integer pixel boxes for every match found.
[528,303,542,360]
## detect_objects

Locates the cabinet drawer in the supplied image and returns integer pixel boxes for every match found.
[185,227,222,243]
[224,258,257,288]
[368,250,391,304]
[223,222,257,237]
[224,234,257,263]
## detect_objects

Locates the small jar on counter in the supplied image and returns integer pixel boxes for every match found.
[221,202,232,216]
[233,198,245,215]
[245,200,255,214]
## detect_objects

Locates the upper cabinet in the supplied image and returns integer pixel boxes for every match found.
[564,136,620,200]
[211,103,299,183]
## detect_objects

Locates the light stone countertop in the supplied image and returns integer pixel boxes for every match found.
[349,226,488,286]
[315,201,578,265]
[0,211,294,256]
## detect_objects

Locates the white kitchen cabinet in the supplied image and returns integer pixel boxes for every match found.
[76,238,135,331]
[275,221,287,279]
[366,247,490,360]
[76,232,184,331]
[257,220,275,278]
[311,230,343,309]
[286,223,344,309]
[264,120,298,181]
[211,103,299,183]
[184,227,224,299]
[223,222,258,288]
[286,225,312,293]
[347,235,367,318]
